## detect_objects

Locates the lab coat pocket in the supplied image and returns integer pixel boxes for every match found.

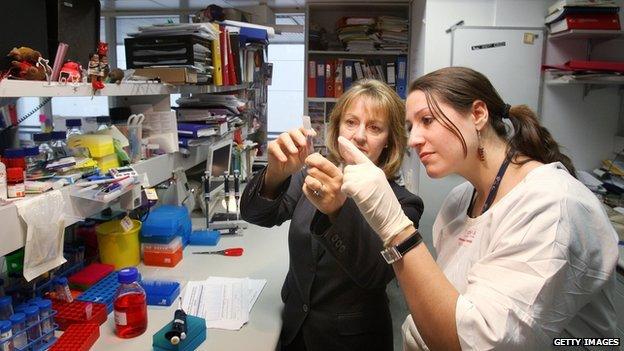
[336,311,379,336]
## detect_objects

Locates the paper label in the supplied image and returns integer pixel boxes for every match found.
[120,216,133,232]
[114,311,127,326]
[144,188,158,201]
[85,303,93,319]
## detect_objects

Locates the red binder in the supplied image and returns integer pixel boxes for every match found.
[550,13,621,33]
[308,60,317,98]
[226,29,237,85]
[219,25,230,85]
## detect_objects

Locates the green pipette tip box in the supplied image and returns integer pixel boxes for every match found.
[153,315,206,351]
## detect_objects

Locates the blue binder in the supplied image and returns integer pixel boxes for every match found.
[343,60,354,91]
[239,27,268,44]
[316,60,325,98]
[396,55,407,99]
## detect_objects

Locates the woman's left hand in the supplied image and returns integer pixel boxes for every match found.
[302,153,347,220]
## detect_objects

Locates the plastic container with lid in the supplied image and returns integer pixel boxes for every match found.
[140,205,192,246]
[50,131,68,159]
[113,267,148,338]
[0,297,12,321]
[35,299,54,342]
[9,313,27,350]
[65,119,83,138]
[6,168,25,198]
[67,134,114,158]
[2,149,25,170]
[141,236,183,267]
[96,219,141,269]
[54,278,73,303]
[0,320,12,351]
[23,305,41,343]
[33,133,54,162]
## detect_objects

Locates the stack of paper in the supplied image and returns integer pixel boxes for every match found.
[181,276,266,330]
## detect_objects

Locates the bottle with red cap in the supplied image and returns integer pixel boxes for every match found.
[7,167,25,198]
[113,267,148,338]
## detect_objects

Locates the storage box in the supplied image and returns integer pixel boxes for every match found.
[67,134,114,158]
[142,236,183,254]
[68,263,115,291]
[141,205,192,245]
[124,35,212,69]
[143,247,183,267]
[134,67,198,85]
[141,280,180,306]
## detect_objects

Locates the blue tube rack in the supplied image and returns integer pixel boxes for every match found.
[13,310,58,351]
[76,272,119,313]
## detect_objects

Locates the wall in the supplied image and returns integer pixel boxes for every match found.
[414,0,624,247]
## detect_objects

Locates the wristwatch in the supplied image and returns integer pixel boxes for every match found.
[380,230,422,264]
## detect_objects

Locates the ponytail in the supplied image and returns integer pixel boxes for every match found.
[505,105,576,177]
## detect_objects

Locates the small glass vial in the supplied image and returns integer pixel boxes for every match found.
[6,168,25,199]
[50,131,68,160]
[32,133,54,163]
[9,313,27,350]
[22,147,39,176]
[65,119,83,139]
[0,297,13,321]
[35,300,53,343]
[0,320,12,351]
[114,267,147,338]
[23,306,40,346]
[96,116,111,131]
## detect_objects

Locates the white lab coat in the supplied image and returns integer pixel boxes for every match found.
[403,162,618,351]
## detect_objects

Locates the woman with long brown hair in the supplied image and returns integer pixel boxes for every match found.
[339,67,618,350]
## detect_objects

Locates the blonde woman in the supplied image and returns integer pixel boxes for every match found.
[241,79,424,351]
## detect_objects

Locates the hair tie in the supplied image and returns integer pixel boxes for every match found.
[502,104,511,120]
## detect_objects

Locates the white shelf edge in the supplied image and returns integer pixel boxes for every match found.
[0,80,251,97]
[545,78,624,86]
[548,29,624,40]
[308,50,407,56]
[307,97,338,102]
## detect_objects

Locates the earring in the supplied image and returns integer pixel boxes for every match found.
[477,130,485,162]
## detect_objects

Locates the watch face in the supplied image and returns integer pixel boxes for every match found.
[381,247,400,264]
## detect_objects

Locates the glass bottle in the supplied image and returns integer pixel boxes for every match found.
[95,116,111,131]
[113,267,147,338]
[32,133,54,163]
[65,119,83,139]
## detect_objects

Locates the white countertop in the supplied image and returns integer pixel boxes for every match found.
[90,220,290,351]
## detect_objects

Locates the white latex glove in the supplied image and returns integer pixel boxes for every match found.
[339,136,413,246]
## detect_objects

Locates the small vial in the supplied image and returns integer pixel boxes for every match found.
[6,168,25,199]
[9,313,27,350]
[0,320,12,351]
[0,296,13,321]
[23,147,39,176]
[114,267,148,338]
[35,300,53,343]
[54,278,73,303]
[23,306,40,345]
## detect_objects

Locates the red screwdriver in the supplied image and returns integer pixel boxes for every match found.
[193,247,244,256]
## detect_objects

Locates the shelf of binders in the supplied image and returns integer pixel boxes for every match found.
[308,50,408,56]
[0,80,251,98]
[548,29,624,40]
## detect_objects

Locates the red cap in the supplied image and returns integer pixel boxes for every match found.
[7,168,24,182]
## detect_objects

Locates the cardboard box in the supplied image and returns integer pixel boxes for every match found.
[134,67,198,85]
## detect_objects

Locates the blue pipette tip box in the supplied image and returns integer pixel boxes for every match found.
[188,230,220,246]
[153,315,206,351]
[141,280,180,306]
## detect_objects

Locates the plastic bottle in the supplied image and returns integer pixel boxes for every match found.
[6,168,25,199]
[0,161,6,201]
[32,133,54,163]
[0,297,12,321]
[96,116,111,131]
[113,267,147,338]
[23,306,40,346]
[9,313,27,350]
[65,119,83,139]
[50,131,68,160]
[0,320,12,351]
[35,300,53,343]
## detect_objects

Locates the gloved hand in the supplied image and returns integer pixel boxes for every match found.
[339,136,413,246]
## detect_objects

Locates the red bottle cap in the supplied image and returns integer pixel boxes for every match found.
[7,167,24,182]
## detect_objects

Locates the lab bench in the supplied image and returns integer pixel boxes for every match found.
[89,219,289,351]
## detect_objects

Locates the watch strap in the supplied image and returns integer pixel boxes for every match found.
[380,230,422,264]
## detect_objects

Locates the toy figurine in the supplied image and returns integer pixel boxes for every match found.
[88,53,105,90]
[58,61,82,83]
[100,55,110,80]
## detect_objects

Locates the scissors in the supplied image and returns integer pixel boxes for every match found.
[127,113,145,126]
[192,247,244,256]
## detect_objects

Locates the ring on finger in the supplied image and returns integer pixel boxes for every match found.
[313,183,324,197]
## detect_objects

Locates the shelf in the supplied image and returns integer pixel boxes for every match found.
[548,29,624,40]
[307,97,338,102]
[545,77,624,86]
[308,50,407,56]
[0,80,251,97]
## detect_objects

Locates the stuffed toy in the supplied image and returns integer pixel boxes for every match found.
[6,46,47,80]
[108,68,124,84]
[59,61,82,83]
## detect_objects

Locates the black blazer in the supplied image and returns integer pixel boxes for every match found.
[241,167,423,351]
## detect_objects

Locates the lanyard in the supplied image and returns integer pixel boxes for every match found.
[467,157,513,216]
